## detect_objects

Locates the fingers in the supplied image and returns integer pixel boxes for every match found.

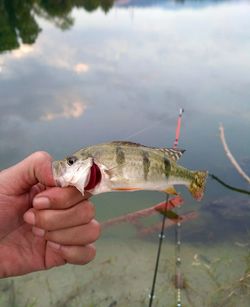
[33,186,89,210]
[44,220,100,245]
[0,151,55,195]
[24,200,95,231]
[47,243,96,265]
[23,188,101,266]
[23,182,100,266]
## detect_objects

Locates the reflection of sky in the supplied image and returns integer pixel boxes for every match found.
[0,1,250,197]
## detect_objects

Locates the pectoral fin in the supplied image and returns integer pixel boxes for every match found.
[163,186,178,195]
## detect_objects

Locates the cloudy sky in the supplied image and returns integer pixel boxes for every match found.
[0,1,249,174]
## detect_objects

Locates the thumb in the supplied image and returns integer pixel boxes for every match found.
[0,152,55,195]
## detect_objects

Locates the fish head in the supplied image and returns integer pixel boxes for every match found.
[52,154,94,194]
[52,152,112,195]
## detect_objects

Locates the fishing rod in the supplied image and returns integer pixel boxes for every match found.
[148,108,184,307]
[124,107,249,306]
[148,193,170,306]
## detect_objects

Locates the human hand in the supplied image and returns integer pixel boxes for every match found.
[0,152,100,278]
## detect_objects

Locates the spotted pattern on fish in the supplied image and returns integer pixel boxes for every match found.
[112,141,184,162]
[116,146,125,166]
[80,150,88,158]
[163,157,171,177]
[53,141,207,201]
[142,150,150,180]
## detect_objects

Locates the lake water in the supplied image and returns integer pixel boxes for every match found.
[0,0,250,306]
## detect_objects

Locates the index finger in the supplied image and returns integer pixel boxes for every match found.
[33,186,91,210]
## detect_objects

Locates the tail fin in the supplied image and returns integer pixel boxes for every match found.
[188,171,208,201]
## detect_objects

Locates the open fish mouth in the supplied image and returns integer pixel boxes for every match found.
[53,157,103,194]
[85,162,102,190]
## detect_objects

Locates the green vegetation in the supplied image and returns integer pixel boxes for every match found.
[0,0,115,54]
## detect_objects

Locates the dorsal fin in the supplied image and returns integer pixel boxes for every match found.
[110,141,185,161]
[157,148,185,162]
[111,141,146,147]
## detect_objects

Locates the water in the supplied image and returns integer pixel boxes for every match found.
[0,0,250,306]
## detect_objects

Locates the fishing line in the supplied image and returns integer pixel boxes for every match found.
[175,220,182,307]
[148,108,184,307]
[209,173,250,195]
[125,111,180,141]
[173,108,184,307]
[126,121,163,140]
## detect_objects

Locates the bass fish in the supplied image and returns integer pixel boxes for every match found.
[52,141,208,200]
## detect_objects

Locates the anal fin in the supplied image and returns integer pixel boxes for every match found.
[112,187,142,191]
[163,186,178,195]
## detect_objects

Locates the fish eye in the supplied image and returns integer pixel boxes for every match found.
[67,156,78,166]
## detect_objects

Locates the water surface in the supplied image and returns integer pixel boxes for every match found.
[0,0,250,306]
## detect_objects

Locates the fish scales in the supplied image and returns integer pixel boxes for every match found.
[92,143,171,184]
[81,142,180,182]
[52,141,208,200]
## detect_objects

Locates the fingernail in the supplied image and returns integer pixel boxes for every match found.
[33,197,50,209]
[32,227,45,237]
[23,211,35,225]
[47,241,61,250]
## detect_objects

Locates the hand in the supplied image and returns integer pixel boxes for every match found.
[0,152,100,278]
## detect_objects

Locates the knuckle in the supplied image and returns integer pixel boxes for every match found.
[32,151,51,163]
[36,211,50,229]
[86,245,96,261]
[80,201,95,222]
[61,187,83,208]
[47,187,72,208]
[45,231,55,242]
[90,220,101,241]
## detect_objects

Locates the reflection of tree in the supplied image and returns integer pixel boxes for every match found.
[77,0,100,12]
[33,2,74,31]
[39,0,74,16]
[0,0,115,54]
[0,0,41,53]
[100,0,114,13]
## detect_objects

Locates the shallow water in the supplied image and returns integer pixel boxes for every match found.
[0,0,250,306]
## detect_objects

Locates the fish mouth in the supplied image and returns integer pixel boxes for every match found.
[85,162,102,190]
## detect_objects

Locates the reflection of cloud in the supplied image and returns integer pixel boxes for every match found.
[38,42,89,74]
[2,41,90,76]
[1,1,249,160]
[41,101,86,121]
[0,44,39,77]
[207,104,250,121]
[0,115,30,161]
[74,63,89,73]
[11,44,34,59]
[45,56,89,74]
[0,57,6,74]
